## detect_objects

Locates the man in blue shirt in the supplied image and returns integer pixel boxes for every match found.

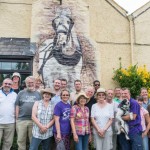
[118,88,143,150]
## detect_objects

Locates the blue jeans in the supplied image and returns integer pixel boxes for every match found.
[118,132,143,150]
[143,135,149,150]
[129,132,143,150]
[118,133,130,150]
[75,134,89,150]
[29,136,52,150]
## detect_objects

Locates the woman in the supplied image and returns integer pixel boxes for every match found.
[70,93,91,150]
[29,88,55,150]
[54,89,71,150]
[35,77,44,91]
[12,72,21,93]
[137,96,150,150]
[91,88,114,150]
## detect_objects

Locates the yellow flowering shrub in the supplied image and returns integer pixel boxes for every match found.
[113,63,150,98]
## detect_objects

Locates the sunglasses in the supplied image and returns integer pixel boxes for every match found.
[4,83,12,85]
[62,94,69,96]
[94,84,100,86]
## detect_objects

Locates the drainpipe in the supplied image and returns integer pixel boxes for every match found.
[128,15,134,65]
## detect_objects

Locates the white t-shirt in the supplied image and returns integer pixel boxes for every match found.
[0,90,17,124]
[91,103,114,133]
[111,101,119,113]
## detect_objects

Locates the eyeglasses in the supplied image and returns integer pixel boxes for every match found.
[4,83,12,85]
[27,82,34,84]
[98,94,105,96]
[94,84,100,86]
[62,94,69,96]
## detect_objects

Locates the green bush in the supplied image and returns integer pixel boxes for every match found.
[113,61,150,98]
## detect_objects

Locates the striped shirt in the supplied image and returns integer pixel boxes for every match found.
[32,100,54,139]
[70,105,91,135]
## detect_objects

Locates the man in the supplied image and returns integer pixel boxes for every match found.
[0,78,17,150]
[140,87,150,109]
[51,79,62,106]
[15,76,41,150]
[106,89,118,150]
[118,88,142,150]
[106,89,118,111]
[93,80,100,94]
[113,87,122,104]
[61,78,68,90]
[70,79,84,105]
[85,86,96,114]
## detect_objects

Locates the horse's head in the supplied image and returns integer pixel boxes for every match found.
[51,11,82,66]
[52,15,74,48]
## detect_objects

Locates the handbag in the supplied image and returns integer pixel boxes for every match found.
[56,140,66,150]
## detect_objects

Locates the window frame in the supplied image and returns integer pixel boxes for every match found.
[0,55,33,73]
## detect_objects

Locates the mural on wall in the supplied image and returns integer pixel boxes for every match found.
[33,0,97,89]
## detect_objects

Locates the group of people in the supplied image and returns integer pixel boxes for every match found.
[0,73,150,150]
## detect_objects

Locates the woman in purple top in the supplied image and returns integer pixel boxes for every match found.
[54,89,71,150]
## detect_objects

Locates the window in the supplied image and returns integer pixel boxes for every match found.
[0,56,33,86]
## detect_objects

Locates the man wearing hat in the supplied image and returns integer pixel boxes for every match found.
[15,76,41,150]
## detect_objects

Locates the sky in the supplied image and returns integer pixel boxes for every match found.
[114,0,150,14]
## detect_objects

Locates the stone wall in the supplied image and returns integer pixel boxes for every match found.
[0,0,32,38]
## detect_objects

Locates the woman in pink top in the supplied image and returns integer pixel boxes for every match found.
[70,93,91,150]
[137,96,150,150]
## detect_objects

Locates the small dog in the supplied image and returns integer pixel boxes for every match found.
[115,99,131,140]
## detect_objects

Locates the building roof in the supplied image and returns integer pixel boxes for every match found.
[106,0,128,17]
[129,1,150,19]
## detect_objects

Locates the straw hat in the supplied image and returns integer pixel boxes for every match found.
[96,88,106,96]
[12,72,21,79]
[76,92,89,104]
[40,88,55,97]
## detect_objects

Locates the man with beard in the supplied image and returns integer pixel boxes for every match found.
[0,78,17,150]
[15,76,41,150]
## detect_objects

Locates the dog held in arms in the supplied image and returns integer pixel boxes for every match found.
[115,99,133,140]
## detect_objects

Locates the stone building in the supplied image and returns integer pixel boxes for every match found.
[0,0,150,89]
